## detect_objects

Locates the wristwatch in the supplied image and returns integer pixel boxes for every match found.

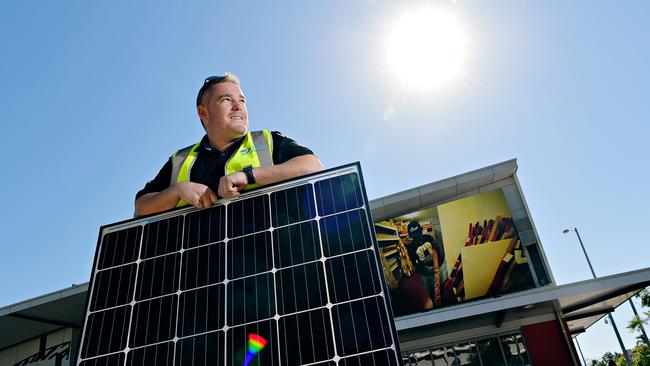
[243,166,256,185]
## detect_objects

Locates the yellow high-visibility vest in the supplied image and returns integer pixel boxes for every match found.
[170,130,274,207]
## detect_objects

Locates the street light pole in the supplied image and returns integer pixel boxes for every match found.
[606,314,632,366]
[628,298,650,346]
[575,335,587,366]
[571,228,596,278]
[563,227,632,366]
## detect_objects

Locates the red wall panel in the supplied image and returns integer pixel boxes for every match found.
[522,320,576,366]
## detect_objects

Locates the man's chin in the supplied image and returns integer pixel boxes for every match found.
[237,126,248,136]
[230,127,248,140]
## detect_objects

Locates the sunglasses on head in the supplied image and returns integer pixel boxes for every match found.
[196,76,228,107]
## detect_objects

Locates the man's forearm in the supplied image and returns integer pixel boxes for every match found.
[136,155,323,217]
[253,154,324,186]
[134,187,180,218]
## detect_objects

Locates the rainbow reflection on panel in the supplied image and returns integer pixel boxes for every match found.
[242,333,267,366]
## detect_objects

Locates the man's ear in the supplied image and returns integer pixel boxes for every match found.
[197,105,208,125]
[197,105,209,131]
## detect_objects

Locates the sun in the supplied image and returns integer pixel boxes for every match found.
[386,9,467,90]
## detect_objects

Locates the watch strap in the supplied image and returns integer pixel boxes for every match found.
[243,166,256,185]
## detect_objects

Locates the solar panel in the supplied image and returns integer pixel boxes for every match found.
[77,163,403,366]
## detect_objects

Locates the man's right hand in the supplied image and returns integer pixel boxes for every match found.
[135,182,217,217]
[174,182,218,209]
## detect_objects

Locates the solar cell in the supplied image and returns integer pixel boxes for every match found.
[79,352,125,366]
[77,164,402,366]
[126,342,174,366]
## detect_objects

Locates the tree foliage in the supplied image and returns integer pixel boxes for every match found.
[631,344,650,366]
[628,288,650,344]
[639,289,650,308]
[597,345,650,366]
[596,351,622,366]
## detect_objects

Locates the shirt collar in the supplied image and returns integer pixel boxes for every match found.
[198,135,213,152]
[198,134,246,154]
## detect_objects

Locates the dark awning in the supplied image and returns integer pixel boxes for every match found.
[558,270,650,335]
[0,283,88,350]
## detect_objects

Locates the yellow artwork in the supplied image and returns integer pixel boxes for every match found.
[460,239,512,299]
[514,249,528,264]
[437,190,512,275]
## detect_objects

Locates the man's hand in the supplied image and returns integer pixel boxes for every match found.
[135,155,323,218]
[134,181,217,217]
[216,155,324,199]
[175,181,217,208]
[218,172,248,198]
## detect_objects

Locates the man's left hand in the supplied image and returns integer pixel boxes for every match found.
[218,172,248,198]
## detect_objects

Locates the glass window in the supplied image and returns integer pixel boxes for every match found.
[406,350,433,365]
[525,244,550,286]
[500,334,531,366]
[453,342,481,366]
[429,346,456,366]
[477,337,507,366]
[404,331,533,366]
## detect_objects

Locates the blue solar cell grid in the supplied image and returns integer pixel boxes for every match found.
[78,165,403,366]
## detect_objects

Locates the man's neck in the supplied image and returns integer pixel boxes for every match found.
[208,134,245,152]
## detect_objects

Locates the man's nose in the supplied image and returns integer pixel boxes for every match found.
[232,100,245,110]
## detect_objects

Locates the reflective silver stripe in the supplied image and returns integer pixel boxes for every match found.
[169,144,196,187]
[251,130,273,167]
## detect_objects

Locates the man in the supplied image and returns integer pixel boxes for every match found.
[134,73,323,217]
[406,221,446,306]
[406,221,444,271]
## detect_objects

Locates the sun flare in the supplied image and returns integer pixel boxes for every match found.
[386,9,466,90]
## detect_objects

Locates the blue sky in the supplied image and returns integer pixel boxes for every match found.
[1,0,648,362]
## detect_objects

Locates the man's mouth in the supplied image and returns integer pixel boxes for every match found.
[230,115,245,120]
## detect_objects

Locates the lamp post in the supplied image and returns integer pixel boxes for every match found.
[563,227,632,366]
[629,297,650,346]
[574,335,588,366]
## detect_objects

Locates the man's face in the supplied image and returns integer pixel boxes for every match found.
[199,81,248,143]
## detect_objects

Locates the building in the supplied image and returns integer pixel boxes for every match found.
[1,160,649,365]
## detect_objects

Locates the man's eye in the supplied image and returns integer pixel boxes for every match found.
[240,99,246,104]
[220,97,232,102]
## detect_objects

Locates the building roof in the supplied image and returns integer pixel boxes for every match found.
[0,283,88,350]
[369,159,518,222]
[559,268,650,334]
